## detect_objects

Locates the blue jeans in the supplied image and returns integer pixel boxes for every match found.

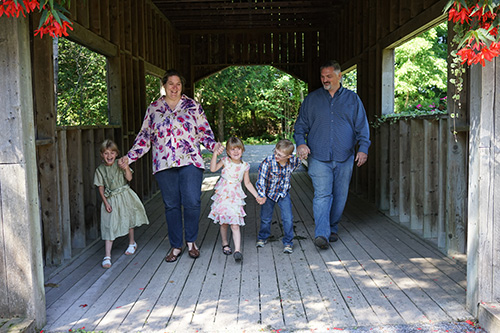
[308,156,354,239]
[155,165,203,248]
[258,193,294,246]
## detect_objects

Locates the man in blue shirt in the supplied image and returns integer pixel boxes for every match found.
[293,60,371,249]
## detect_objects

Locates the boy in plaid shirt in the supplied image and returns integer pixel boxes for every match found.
[255,139,301,253]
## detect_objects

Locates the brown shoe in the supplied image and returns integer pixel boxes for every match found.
[165,247,182,262]
[186,242,200,258]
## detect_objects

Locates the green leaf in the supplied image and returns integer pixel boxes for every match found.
[51,10,63,26]
[38,10,49,29]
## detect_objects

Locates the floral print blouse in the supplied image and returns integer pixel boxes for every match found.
[126,94,216,174]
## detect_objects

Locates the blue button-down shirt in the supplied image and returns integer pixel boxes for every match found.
[256,155,301,202]
[293,85,371,162]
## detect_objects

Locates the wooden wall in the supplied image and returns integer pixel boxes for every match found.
[33,0,177,266]
[178,29,325,96]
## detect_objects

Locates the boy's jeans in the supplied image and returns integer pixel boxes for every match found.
[258,193,294,246]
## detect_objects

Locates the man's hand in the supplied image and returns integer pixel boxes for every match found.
[355,152,368,167]
[297,144,310,160]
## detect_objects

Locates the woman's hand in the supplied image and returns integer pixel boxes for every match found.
[118,156,129,169]
[215,142,224,155]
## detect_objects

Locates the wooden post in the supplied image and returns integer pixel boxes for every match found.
[0,15,45,327]
[467,60,500,322]
[32,20,63,266]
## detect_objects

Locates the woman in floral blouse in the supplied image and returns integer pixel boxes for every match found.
[119,69,218,262]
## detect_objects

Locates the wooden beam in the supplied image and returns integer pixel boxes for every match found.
[68,21,118,57]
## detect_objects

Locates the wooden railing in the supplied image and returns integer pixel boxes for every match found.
[376,116,452,251]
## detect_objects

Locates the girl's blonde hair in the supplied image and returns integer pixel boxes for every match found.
[226,136,245,153]
[100,139,120,155]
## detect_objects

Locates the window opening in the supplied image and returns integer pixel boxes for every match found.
[55,38,108,126]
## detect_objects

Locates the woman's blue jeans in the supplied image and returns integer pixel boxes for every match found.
[155,165,203,248]
[258,193,294,246]
[308,156,354,239]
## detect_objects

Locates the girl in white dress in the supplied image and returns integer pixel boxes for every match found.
[94,139,149,268]
[209,137,265,261]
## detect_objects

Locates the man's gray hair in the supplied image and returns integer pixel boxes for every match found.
[320,60,341,72]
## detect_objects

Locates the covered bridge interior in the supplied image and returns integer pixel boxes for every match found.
[0,0,499,331]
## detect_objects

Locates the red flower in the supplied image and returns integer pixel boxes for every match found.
[1,1,72,38]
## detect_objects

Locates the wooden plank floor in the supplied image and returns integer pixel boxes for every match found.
[42,171,473,332]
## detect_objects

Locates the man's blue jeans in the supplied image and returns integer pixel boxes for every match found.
[155,165,203,248]
[258,193,294,246]
[308,156,354,239]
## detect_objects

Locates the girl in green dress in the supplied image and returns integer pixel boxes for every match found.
[94,139,149,268]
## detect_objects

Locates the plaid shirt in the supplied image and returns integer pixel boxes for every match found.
[256,154,301,202]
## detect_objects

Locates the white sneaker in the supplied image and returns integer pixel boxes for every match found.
[283,245,293,254]
[256,239,267,248]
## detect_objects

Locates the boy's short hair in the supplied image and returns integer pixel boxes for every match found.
[226,136,245,152]
[275,139,294,155]
[100,139,120,155]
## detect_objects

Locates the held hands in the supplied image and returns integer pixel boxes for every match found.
[214,142,224,155]
[118,156,129,170]
[297,144,310,160]
[256,196,266,205]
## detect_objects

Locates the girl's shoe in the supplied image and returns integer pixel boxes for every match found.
[222,244,232,255]
[233,251,243,262]
[125,242,137,255]
[102,256,112,269]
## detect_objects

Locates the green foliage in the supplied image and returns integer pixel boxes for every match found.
[145,74,161,107]
[342,69,357,92]
[195,66,307,141]
[394,22,448,115]
[56,38,108,126]
[371,106,447,128]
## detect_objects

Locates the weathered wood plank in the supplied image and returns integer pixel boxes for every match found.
[399,120,410,224]
[67,130,86,249]
[56,131,72,261]
[410,119,424,233]
[76,0,89,29]
[378,124,390,211]
[389,123,399,217]
[423,120,439,239]
[82,130,98,241]
[89,0,101,35]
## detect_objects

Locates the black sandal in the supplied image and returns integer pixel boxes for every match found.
[222,244,232,255]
